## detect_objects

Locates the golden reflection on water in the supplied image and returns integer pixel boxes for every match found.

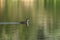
[21,0,34,8]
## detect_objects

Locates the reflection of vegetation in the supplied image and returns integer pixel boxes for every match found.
[0,0,59,40]
[44,0,60,40]
[37,28,45,40]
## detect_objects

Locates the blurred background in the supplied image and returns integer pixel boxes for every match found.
[0,0,60,40]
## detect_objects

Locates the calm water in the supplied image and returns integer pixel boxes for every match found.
[0,0,60,40]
